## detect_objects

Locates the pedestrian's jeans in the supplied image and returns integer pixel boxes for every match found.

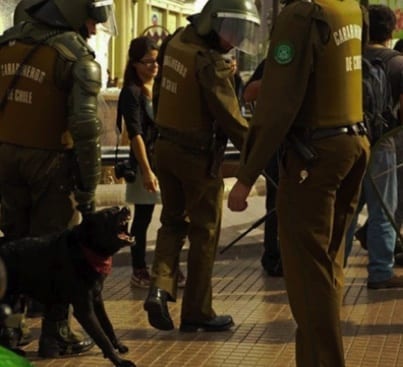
[345,138,397,282]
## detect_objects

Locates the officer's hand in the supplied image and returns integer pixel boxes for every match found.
[75,189,95,218]
[228,180,251,212]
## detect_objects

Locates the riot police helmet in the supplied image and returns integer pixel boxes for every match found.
[190,0,260,55]
[26,0,117,35]
[13,0,41,24]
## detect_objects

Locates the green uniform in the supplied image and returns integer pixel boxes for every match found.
[0,21,102,237]
[237,0,370,366]
[0,20,101,346]
[152,25,248,322]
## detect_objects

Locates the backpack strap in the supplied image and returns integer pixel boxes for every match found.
[382,49,401,64]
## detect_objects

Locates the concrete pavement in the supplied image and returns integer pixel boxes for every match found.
[20,182,403,367]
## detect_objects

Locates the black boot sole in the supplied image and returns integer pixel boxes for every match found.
[38,339,95,357]
[180,320,234,332]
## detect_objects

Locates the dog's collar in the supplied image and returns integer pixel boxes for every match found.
[80,245,112,275]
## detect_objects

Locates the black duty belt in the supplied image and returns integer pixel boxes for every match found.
[157,126,213,153]
[293,122,367,141]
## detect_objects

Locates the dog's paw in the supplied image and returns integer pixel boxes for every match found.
[116,359,136,367]
[113,341,129,354]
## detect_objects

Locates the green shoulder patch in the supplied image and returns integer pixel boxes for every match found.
[273,42,295,65]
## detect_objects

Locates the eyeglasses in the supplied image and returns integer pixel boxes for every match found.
[138,59,158,67]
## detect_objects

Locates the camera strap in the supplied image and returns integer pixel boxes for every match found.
[114,104,123,167]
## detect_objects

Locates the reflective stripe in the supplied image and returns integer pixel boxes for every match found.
[92,0,113,8]
[215,12,260,24]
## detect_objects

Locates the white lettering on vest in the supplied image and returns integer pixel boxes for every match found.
[345,55,362,72]
[333,24,362,46]
[7,88,32,104]
[161,76,177,94]
[0,63,46,83]
[163,56,188,78]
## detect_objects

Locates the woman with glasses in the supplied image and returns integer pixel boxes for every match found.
[118,36,186,288]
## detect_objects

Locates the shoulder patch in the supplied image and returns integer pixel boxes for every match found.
[273,42,295,65]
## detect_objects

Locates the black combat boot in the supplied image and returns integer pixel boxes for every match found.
[0,305,21,350]
[38,318,94,357]
[144,286,174,330]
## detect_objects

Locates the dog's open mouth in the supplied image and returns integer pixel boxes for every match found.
[117,208,135,245]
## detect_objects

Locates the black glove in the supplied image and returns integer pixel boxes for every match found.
[75,189,96,219]
[76,201,95,219]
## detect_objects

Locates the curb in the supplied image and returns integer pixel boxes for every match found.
[95,176,267,207]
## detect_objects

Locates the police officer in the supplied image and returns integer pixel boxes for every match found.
[0,0,116,357]
[228,0,370,366]
[144,0,260,332]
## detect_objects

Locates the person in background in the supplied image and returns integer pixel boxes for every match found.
[228,55,244,107]
[394,40,403,257]
[118,36,186,289]
[347,6,403,276]
[143,0,260,332]
[228,0,369,365]
[243,58,283,277]
[0,0,116,358]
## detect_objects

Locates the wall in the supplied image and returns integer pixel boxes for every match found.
[0,0,20,33]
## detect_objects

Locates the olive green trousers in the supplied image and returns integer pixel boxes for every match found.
[277,134,370,367]
[152,139,223,322]
[0,144,79,322]
[0,144,78,238]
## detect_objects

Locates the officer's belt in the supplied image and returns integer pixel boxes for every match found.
[292,122,367,140]
[158,126,213,153]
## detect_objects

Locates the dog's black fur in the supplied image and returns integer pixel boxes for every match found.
[0,207,135,367]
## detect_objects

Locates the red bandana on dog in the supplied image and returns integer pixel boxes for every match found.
[81,245,112,275]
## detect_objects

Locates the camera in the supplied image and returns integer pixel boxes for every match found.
[114,160,136,183]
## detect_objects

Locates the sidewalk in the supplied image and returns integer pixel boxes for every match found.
[21,185,403,367]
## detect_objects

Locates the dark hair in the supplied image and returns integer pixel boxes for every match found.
[394,39,403,52]
[123,36,159,87]
[368,5,396,43]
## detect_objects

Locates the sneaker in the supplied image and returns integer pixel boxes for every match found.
[130,268,151,288]
[178,268,186,288]
[367,275,403,289]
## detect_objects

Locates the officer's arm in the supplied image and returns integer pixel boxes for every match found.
[237,2,328,186]
[68,56,102,213]
[196,52,249,151]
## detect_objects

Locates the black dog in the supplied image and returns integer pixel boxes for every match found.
[0,207,136,367]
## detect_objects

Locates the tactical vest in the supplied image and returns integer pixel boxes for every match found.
[0,41,69,150]
[155,29,214,132]
[296,0,363,128]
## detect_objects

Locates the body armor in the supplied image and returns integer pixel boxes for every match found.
[156,27,217,133]
[0,21,101,201]
[295,0,363,128]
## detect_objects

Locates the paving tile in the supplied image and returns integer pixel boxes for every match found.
[18,193,403,367]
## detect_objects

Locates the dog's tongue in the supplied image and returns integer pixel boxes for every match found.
[81,245,113,275]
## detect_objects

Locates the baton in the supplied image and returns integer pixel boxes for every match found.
[219,208,276,254]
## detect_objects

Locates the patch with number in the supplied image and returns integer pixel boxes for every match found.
[273,42,295,65]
